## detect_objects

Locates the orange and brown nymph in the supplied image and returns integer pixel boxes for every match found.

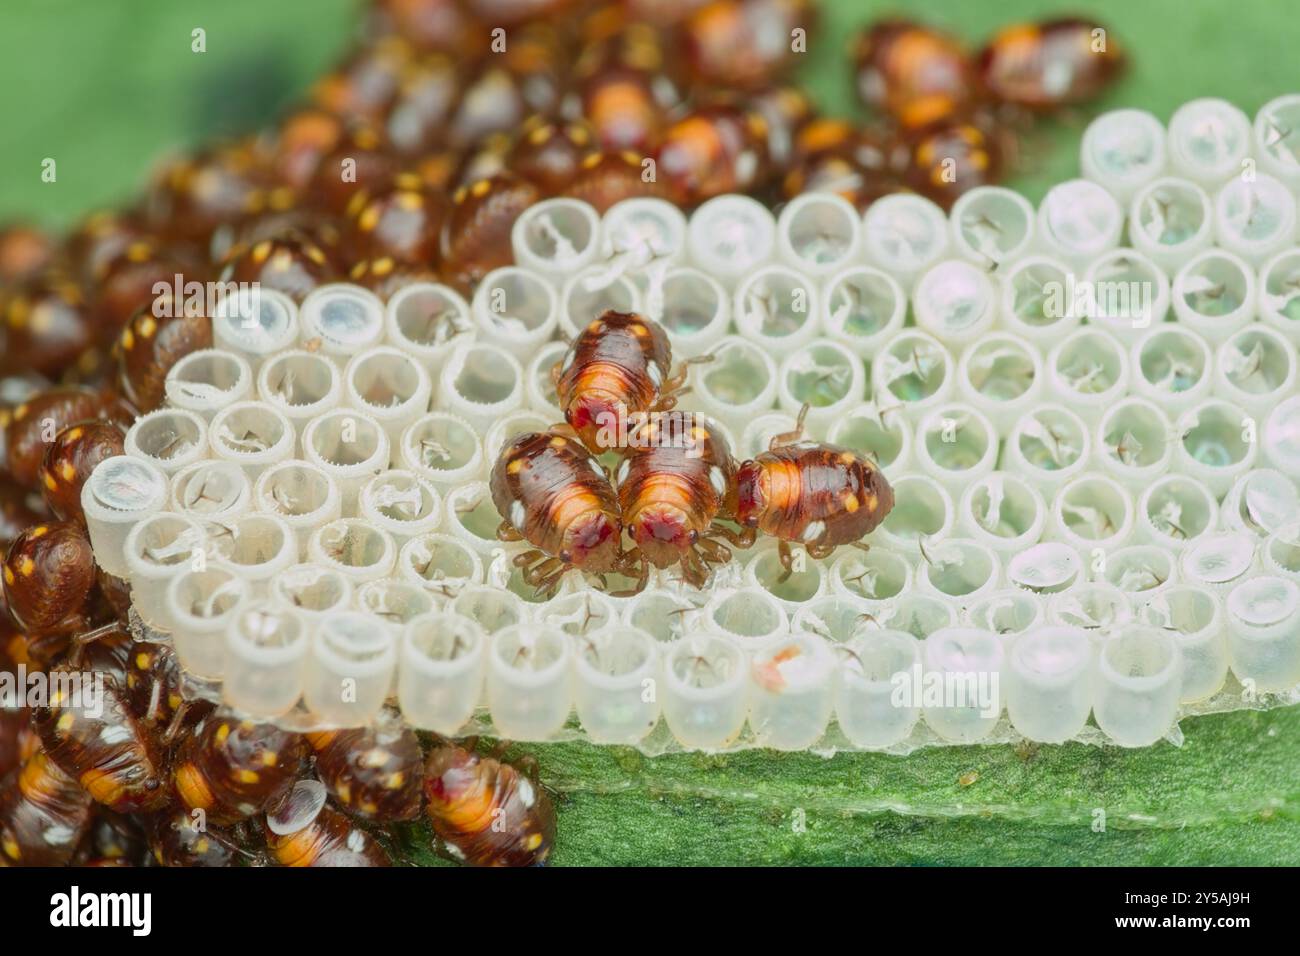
[554,310,692,454]
[266,801,391,867]
[305,716,424,823]
[172,711,306,826]
[735,409,894,571]
[424,740,555,867]
[977,18,1126,113]
[31,667,171,814]
[615,411,751,589]
[490,430,623,594]
[439,172,541,294]
[0,747,93,866]
[851,19,976,131]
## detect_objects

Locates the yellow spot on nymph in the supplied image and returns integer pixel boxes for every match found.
[372,257,394,276]
[470,179,491,198]
[138,315,158,339]
[396,191,423,211]
[43,472,58,492]
[526,833,543,851]
[358,205,381,232]
[529,125,552,145]
[839,451,856,465]
[629,323,648,337]
[863,492,877,513]
[29,303,55,334]
[581,152,602,170]
[507,458,525,474]
[345,192,368,218]
[19,558,35,576]
[66,426,84,442]
[549,436,566,447]
[2,568,13,586]
[453,186,468,204]
[57,712,75,732]
[31,525,47,538]
[843,494,860,513]
[122,329,135,351]
[587,319,603,333]
[136,652,152,670]
[215,723,230,745]
[235,769,260,784]
[261,751,279,767]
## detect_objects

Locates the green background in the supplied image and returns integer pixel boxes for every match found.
[2,0,1299,865]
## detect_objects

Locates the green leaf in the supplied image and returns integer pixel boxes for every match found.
[394,706,1300,865]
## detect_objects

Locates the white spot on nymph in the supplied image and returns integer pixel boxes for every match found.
[589,458,604,477]
[736,151,758,184]
[617,458,631,484]
[445,842,466,860]
[560,348,575,375]
[99,724,133,745]
[510,500,526,530]
[346,829,366,852]
[648,363,663,388]
[801,520,826,543]
[517,776,536,808]
[44,825,76,846]
[709,466,726,497]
